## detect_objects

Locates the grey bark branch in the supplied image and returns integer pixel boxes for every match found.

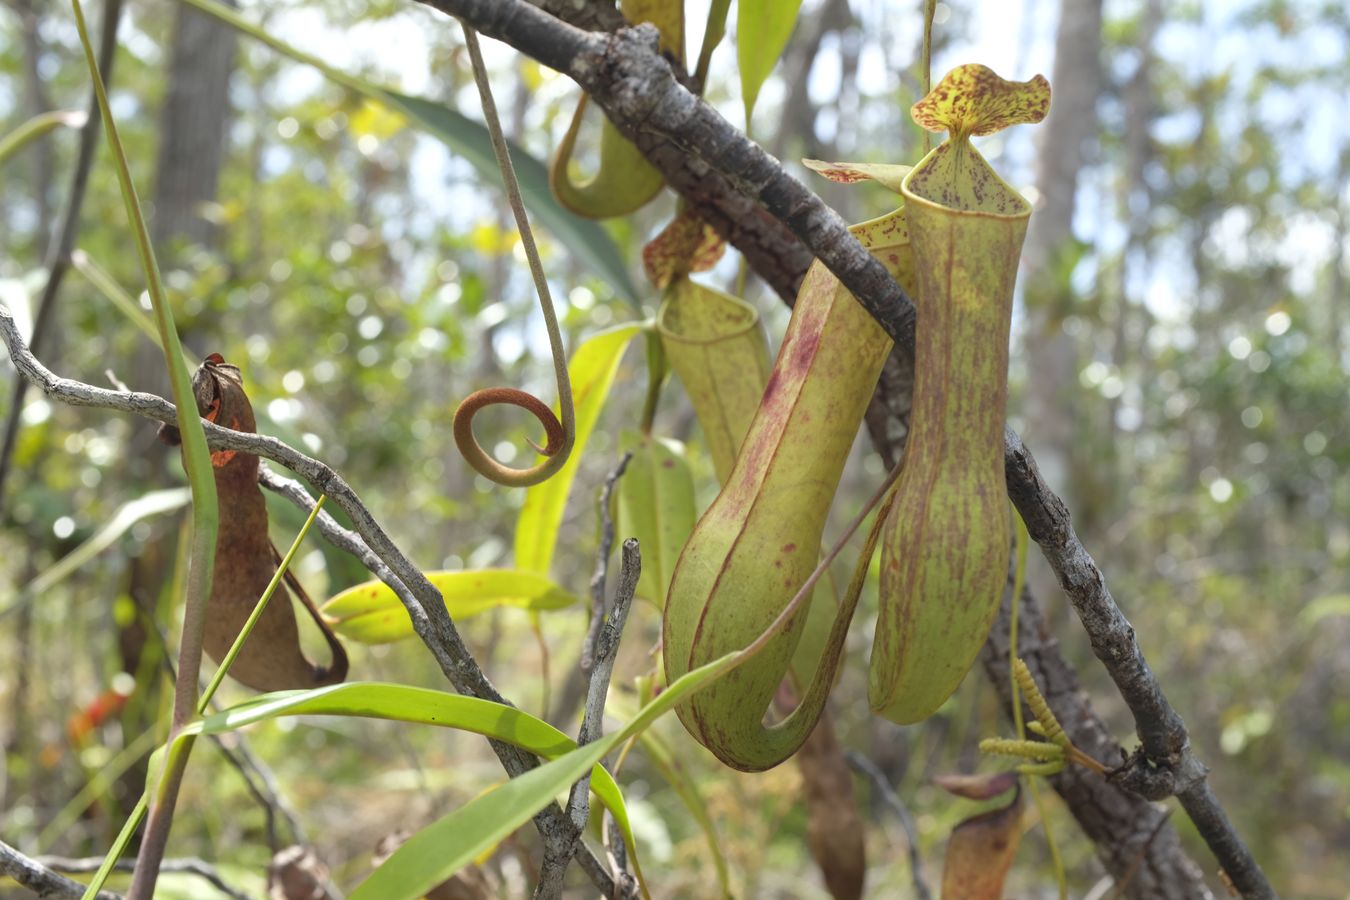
[978,584,1212,898]
[536,537,640,899]
[0,306,617,896]
[1003,431,1271,896]
[36,854,248,900]
[582,451,632,672]
[402,3,1274,896]
[0,837,121,899]
[415,0,914,341]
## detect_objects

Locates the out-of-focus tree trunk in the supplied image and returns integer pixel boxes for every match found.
[1105,0,1161,515]
[1330,147,1347,359]
[1020,0,1103,512]
[16,0,55,244]
[151,0,239,252]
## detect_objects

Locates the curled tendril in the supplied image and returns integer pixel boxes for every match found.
[453,387,574,487]
[453,22,576,488]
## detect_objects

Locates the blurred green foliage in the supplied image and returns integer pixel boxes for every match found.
[1,0,1347,897]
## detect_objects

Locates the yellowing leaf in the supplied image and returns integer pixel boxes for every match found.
[738,0,803,125]
[515,324,643,574]
[616,430,697,608]
[911,64,1050,138]
[623,0,685,61]
[322,570,578,644]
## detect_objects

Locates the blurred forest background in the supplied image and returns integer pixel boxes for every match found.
[1,0,1347,896]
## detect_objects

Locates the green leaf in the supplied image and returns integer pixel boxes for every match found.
[181,681,639,886]
[615,430,697,608]
[634,728,731,896]
[0,109,85,167]
[176,0,639,305]
[322,569,579,644]
[737,0,804,125]
[514,323,643,574]
[352,649,742,900]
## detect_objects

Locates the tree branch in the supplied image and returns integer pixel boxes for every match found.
[0,304,617,896]
[0,837,121,899]
[36,854,248,900]
[405,4,1274,897]
[536,536,640,899]
[416,0,913,333]
[844,751,930,900]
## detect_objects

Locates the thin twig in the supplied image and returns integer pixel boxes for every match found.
[0,308,618,896]
[844,751,931,900]
[0,837,121,899]
[0,0,124,514]
[535,538,640,899]
[583,451,633,672]
[37,854,249,900]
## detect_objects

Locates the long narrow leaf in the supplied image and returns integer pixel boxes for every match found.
[173,681,638,881]
[514,323,641,574]
[737,0,804,125]
[351,650,742,900]
[322,568,579,644]
[72,0,218,891]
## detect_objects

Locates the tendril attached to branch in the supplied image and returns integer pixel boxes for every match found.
[451,22,575,487]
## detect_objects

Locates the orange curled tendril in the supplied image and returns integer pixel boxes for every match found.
[452,24,576,489]
[452,387,572,487]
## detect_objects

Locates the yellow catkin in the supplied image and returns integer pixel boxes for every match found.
[979,738,1064,762]
[1014,658,1069,748]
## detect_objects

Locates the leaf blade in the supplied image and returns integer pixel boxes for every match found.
[514,323,642,574]
[737,0,804,125]
[322,569,579,644]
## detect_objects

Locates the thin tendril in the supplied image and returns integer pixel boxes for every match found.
[453,22,575,487]
[921,0,936,155]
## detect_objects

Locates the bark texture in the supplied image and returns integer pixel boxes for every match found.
[151,0,239,250]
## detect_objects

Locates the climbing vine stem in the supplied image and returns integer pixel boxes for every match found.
[452,21,576,486]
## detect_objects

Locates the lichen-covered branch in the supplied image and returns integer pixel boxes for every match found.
[415,0,914,345]
[0,304,616,896]
[404,3,1273,896]
[0,837,121,899]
